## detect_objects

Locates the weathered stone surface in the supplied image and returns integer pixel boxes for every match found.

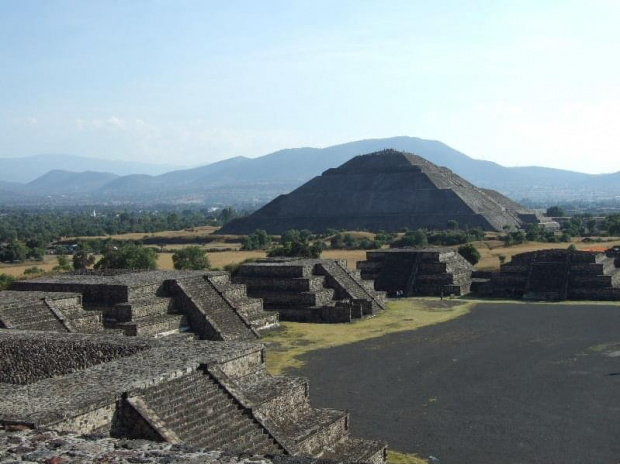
[8,270,277,339]
[0,331,387,462]
[0,427,357,463]
[221,150,555,234]
[480,249,620,301]
[234,259,386,323]
[357,248,473,297]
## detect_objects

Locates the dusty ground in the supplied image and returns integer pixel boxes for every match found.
[288,302,620,464]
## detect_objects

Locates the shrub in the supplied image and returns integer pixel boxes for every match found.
[0,273,15,290]
[172,246,210,270]
[95,244,158,270]
[458,244,481,265]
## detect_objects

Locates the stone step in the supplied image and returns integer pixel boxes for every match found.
[235,275,327,292]
[141,370,276,454]
[117,313,187,337]
[205,273,231,286]
[179,278,256,341]
[322,437,387,464]
[267,407,349,456]
[254,289,335,308]
[114,297,175,322]
[211,282,248,301]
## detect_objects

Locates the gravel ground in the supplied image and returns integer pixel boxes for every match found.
[293,303,620,464]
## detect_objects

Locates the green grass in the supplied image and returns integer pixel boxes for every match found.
[387,450,429,464]
[262,297,473,375]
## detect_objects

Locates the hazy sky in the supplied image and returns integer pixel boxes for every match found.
[1,0,619,173]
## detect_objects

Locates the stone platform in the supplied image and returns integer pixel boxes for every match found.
[0,331,386,463]
[357,248,473,297]
[234,258,386,323]
[479,249,620,301]
[8,270,278,340]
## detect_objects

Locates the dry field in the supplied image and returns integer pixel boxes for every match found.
[69,225,222,241]
[474,237,620,270]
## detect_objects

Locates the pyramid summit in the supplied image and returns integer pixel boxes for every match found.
[221,149,554,234]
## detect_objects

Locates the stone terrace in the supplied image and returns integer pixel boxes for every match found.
[481,249,620,301]
[234,258,386,323]
[9,270,278,340]
[0,331,386,463]
[357,248,473,297]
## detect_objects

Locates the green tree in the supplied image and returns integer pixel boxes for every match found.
[546,206,565,217]
[392,229,428,248]
[53,255,73,272]
[172,246,211,270]
[446,220,459,230]
[241,229,273,250]
[458,244,481,265]
[95,243,158,270]
[72,249,96,270]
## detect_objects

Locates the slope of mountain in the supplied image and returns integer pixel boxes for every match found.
[3,137,619,206]
[0,154,183,183]
[24,170,120,195]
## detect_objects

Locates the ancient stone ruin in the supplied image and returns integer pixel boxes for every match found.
[357,248,474,297]
[480,249,620,301]
[234,258,386,323]
[0,331,386,462]
[4,270,278,339]
[221,149,556,234]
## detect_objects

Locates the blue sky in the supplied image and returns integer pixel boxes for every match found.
[1,0,619,173]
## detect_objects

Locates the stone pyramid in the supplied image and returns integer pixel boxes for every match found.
[221,149,548,234]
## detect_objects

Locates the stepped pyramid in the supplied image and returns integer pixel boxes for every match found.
[8,270,278,339]
[221,149,554,234]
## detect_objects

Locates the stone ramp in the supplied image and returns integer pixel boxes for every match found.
[135,369,281,454]
[173,276,258,341]
[316,261,386,315]
[205,273,279,334]
[211,359,387,461]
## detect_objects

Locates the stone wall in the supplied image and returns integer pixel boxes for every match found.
[0,332,149,385]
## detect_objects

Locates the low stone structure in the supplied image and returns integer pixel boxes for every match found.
[0,291,103,333]
[7,270,278,340]
[0,331,386,462]
[357,248,474,297]
[234,259,386,323]
[480,249,620,301]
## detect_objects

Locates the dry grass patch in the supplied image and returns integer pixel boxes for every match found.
[474,238,620,270]
[262,298,473,375]
[0,256,59,277]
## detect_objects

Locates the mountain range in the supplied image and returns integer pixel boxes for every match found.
[1,137,619,207]
[0,154,183,183]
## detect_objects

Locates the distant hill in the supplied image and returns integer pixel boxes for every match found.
[0,153,183,183]
[1,137,619,206]
[24,170,120,195]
